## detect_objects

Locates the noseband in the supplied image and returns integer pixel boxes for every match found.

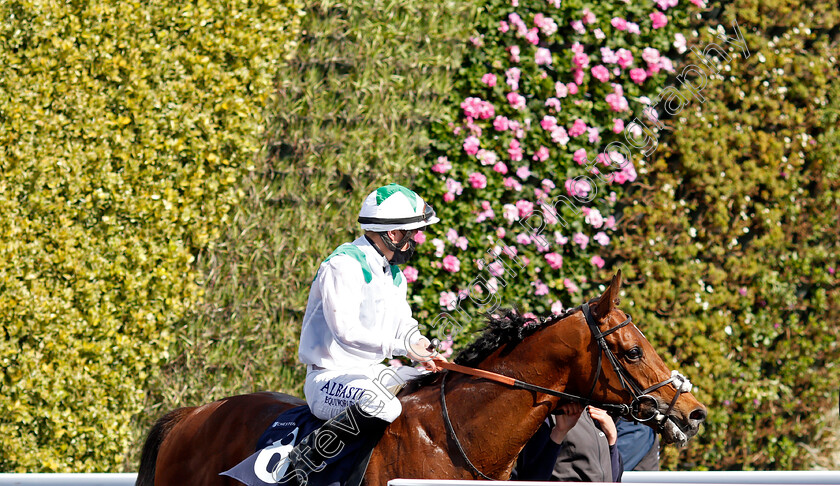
[438,301,693,479]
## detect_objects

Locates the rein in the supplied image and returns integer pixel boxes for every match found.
[437,301,693,480]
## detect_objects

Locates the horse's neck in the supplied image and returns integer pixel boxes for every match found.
[444,331,580,478]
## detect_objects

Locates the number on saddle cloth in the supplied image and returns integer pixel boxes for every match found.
[221,405,377,486]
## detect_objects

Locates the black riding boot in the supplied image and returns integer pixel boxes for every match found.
[286,402,388,484]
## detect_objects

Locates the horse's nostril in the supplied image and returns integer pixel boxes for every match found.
[689,408,707,422]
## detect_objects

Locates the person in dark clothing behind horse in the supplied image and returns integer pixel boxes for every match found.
[615,417,660,471]
[513,404,623,482]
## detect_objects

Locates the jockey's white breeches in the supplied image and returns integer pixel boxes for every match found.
[303,363,423,422]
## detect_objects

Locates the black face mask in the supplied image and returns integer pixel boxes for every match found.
[379,231,417,265]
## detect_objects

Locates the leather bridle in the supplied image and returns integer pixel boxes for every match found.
[438,300,693,480]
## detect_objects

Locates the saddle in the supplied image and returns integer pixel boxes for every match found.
[221,404,385,486]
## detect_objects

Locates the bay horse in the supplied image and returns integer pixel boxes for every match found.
[137,272,706,485]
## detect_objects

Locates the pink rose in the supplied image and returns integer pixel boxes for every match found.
[569,118,588,137]
[650,11,668,29]
[463,135,480,155]
[403,266,419,283]
[494,116,510,131]
[591,255,606,269]
[630,68,648,84]
[507,92,526,110]
[413,231,426,244]
[535,47,553,66]
[573,148,588,165]
[468,172,487,189]
[481,73,497,86]
[431,156,452,173]
[516,199,534,218]
[533,146,550,162]
[591,65,610,83]
[616,48,634,69]
[509,139,523,161]
[582,8,596,24]
[545,252,563,270]
[611,17,627,31]
[442,255,461,273]
[613,119,625,133]
[493,161,509,174]
[572,52,590,69]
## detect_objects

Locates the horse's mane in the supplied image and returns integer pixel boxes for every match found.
[402,306,580,391]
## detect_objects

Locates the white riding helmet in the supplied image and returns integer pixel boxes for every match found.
[358,183,440,232]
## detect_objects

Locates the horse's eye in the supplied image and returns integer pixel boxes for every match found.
[626,346,643,361]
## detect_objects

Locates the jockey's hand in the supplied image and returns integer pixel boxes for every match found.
[407,337,448,372]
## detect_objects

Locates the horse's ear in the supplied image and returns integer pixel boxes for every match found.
[593,270,622,319]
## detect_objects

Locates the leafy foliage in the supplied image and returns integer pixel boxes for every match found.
[603,1,840,469]
[0,0,303,471]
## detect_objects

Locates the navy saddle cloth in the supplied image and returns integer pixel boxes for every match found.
[221,405,375,486]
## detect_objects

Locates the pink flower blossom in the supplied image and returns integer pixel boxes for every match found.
[567,83,578,95]
[432,156,452,173]
[499,20,510,33]
[573,148,588,165]
[445,178,463,197]
[674,33,688,53]
[571,20,585,34]
[569,119,588,137]
[650,11,668,29]
[591,255,606,268]
[533,280,550,296]
[642,47,661,66]
[551,300,565,314]
[443,255,461,273]
[413,231,426,244]
[827,266,835,275]
[601,47,618,64]
[605,216,617,230]
[525,27,540,45]
[535,47,553,66]
[542,179,556,191]
[613,118,625,133]
[594,232,610,246]
[738,287,748,296]
[481,73,497,86]
[573,52,590,69]
[507,92,526,110]
[403,265,419,283]
[591,65,610,83]
[443,192,454,203]
[493,161,509,174]
[516,199,534,218]
[463,136,480,155]
[446,228,459,243]
[611,17,627,31]
[516,233,532,245]
[504,177,523,191]
[461,97,495,120]
[554,231,568,245]
[690,0,707,7]
[594,28,605,39]
[573,232,589,249]
[477,149,498,166]
[545,97,561,112]
[496,227,506,239]
[508,45,521,63]
[440,291,457,310]
[509,139,523,161]
[455,236,468,250]
[502,203,519,223]
[585,208,604,228]
[573,68,585,85]
[551,126,569,145]
[545,252,563,270]
[533,146,550,162]
[516,165,531,180]
[565,178,591,199]
[468,172,487,189]
[506,67,521,90]
[564,278,580,294]
[555,82,568,98]
[541,115,558,131]
[606,91,629,112]
[630,68,648,84]
[616,48,634,69]
[582,8,596,24]
[654,0,679,8]
[494,116,510,131]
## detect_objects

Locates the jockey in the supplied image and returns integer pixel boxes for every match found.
[290,183,447,476]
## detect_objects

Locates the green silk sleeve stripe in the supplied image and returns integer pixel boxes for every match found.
[315,244,374,284]
[390,264,404,286]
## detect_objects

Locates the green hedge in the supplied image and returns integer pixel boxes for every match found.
[604,1,840,469]
[0,0,303,472]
